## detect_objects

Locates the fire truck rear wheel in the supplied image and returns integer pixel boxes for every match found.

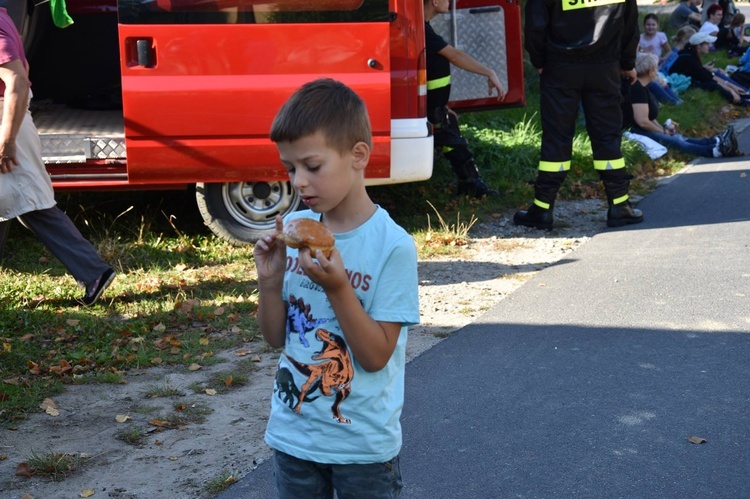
[195,181,301,245]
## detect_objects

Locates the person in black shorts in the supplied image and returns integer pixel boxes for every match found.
[424,0,506,198]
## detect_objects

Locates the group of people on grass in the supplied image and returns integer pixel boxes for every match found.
[621,5,748,159]
[662,0,750,105]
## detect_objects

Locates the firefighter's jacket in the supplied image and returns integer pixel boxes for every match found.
[524,0,639,71]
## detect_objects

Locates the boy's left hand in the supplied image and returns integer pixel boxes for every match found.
[297,247,349,291]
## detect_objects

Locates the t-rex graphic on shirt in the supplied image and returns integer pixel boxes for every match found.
[287,294,328,348]
[283,328,354,424]
[274,367,320,410]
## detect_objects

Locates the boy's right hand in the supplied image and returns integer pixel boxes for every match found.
[253,215,287,284]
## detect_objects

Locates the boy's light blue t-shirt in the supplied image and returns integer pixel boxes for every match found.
[265,207,420,465]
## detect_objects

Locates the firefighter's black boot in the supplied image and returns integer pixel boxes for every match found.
[457,176,498,197]
[513,203,553,230]
[450,156,498,198]
[513,170,567,230]
[607,202,644,227]
[599,169,644,227]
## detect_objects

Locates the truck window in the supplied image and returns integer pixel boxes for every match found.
[119,0,389,24]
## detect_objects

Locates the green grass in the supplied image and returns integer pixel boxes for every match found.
[115,426,148,446]
[143,383,186,399]
[2,10,749,427]
[203,470,239,495]
[21,449,89,479]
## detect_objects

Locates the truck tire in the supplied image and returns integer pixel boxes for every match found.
[195,181,301,245]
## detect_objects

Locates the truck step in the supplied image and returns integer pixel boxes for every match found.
[31,103,125,163]
[38,134,126,163]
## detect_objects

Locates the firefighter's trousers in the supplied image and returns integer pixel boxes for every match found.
[431,107,481,182]
[532,60,632,209]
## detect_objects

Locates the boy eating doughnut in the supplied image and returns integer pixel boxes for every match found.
[252,78,420,497]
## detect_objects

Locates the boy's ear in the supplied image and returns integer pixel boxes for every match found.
[351,141,370,171]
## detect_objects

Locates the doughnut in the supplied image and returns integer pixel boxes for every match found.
[278,218,335,257]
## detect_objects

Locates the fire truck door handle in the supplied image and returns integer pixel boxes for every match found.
[469,6,501,13]
[136,39,153,67]
[368,58,383,70]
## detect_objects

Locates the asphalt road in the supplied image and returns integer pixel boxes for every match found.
[218,129,750,498]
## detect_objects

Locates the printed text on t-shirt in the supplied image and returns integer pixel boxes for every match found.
[285,256,372,291]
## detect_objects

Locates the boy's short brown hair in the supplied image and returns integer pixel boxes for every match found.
[270,78,373,154]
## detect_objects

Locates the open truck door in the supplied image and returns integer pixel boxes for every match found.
[117,0,393,244]
[429,0,524,111]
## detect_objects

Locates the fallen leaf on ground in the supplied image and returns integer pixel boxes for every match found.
[205,389,217,396]
[80,489,95,497]
[234,349,251,357]
[49,359,73,376]
[251,355,261,362]
[225,376,234,388]
[45,406,60,416]
[39,398,57,410]
[153,323,166,333]
[115,414,131,423]
[0,453,7,461]
[21,493,35,499]
[688,436,707,444]
[16,462,34,477]
[188,363,202,371]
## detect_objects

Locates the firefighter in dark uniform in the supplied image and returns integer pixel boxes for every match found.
[514,0,644,229]
[424,0,506,198]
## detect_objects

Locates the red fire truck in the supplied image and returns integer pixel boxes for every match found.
[7,0,524,244]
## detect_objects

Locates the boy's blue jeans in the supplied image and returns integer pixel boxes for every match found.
[273,450,403,498]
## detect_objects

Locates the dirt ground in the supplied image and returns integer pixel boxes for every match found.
[0,198,610,499]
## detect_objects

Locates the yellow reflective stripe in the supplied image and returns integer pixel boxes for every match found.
[427,75,451,90]
[612,194,629,205]
[594,158,626,170]
[562,0,625,12]
[534,199,551,209]
[538,161,570,172]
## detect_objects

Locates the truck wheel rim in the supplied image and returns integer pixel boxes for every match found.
[221,181,299,229]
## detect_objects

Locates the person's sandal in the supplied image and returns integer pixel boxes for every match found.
[80,268,116,306]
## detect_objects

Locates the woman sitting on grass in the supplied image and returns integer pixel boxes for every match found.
[639,14,683,105]
[640,14,671,66]
[699,4,728,48]
[721,13,747,57]
[669,32,750,105]
[661,25,697,73]
[625,53,742,158]
[727,42,750,88]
